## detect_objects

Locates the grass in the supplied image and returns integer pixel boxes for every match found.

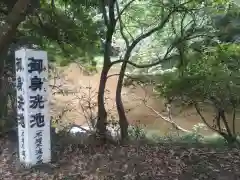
[135,128,229,148]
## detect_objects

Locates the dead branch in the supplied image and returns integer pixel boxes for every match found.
[51,105,74,125]
[130,85,190,133]
[144,103,191,133]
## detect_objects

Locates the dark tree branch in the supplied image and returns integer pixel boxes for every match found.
[51,0,55,9]
[106,72,136,80]
[101,0,108,27]
[180,12,188,36]
[220,110,233,137]
[232,107,236,135]
[108,0,116,29]
[127,9,175,54]
[171,14,177,35]
[114,0,191,140]
[109,8,177,69]
[0,0,31,53]
[34,12,68,53]
[194,102,218,132]
[116,1,197,63]
[111,33,214,68]
[116,0,129,48]
[116,0,136,22]
[216,111,221,131]
[35,12,44,26]
[0,8,8,15]
[111,43,176,68]
[103,0,117,59]
[227,84,237,136]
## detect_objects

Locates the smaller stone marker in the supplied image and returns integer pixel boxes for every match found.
[15,48,51,166]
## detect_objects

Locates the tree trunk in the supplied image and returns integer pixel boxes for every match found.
[116,57,129,141]
[0,55,6,124]
[96,26,113,140]
[96,0,117,142]
[0,0,31,130]
[96,64,110,139]
[0,0,31,54]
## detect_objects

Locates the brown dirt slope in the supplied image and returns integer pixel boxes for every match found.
[50,63,240,135]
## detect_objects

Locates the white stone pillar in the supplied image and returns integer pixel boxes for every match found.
[15,48,51,166]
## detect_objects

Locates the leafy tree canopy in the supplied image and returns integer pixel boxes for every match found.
[1,0,101,67]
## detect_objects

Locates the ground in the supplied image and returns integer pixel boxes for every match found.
[0,137,240,180]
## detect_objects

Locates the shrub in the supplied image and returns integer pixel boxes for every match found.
[156,43,240,144]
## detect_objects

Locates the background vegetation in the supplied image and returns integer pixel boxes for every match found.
[1,0,240,178]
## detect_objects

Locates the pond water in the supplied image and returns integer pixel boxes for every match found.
[51,63,239,136]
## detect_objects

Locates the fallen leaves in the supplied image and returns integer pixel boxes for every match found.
[0,138,240,180]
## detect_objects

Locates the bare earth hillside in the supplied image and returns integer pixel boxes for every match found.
[49,63,239,135]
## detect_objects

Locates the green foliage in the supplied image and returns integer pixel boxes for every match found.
[20,1,100,65]
[212,3,240,42]
[0,0,101,67]
[116,0,236,76]
[155,43,240,142]
[149,131,228,147]
[0,0,102,134]
[116,0,219,75]
[179,124,206,143]
[147,124,228,147]
[128,124,146,140]
[157,43,240,107]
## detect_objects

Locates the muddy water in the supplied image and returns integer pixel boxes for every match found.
[50,63,240,136]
